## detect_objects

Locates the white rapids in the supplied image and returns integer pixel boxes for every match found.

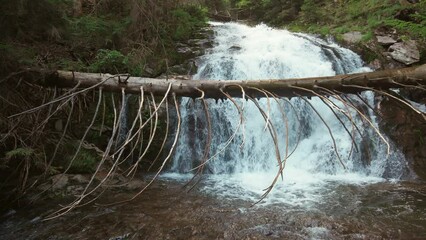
[164,22,411,206]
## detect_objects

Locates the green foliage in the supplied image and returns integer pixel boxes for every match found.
[88,49,146,75]
[0,42,36,72]
[68,149,98,174]
[361,31,374,42]
[67,15,128,47]
[300,0,322,23]
[384,19,426,38]
[60,141,99,174]
[2,148,38,170]
[89,49,129,73]
[236,0,251,8]
[69,15,110,36]
[171,6,208,41]
[282,0,426,49]
[333,26,350,34]
[5,148,34,159]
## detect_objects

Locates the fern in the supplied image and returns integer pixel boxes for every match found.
[5,148,34,159]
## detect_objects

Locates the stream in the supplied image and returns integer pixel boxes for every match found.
[1,22,425,239]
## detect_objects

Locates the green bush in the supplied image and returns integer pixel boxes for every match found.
[67,15,128,47]
[5,148,35,159]
[60,141,99,174]
[2,147,43,171]
[171,6,208,41]
[300,0,322,23]
[89,49,129,73]
[68,149,98,174]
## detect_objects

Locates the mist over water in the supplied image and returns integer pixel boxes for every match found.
[168,22,411,205]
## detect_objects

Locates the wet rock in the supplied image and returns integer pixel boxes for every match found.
[124,180,144,191]
[176,46,203,59]
[66,185,84,195]
[167,60,198,76]
[51,174,69,190]
[71,174,89,184]
[376,36,397,46]
[229,45,242,52]
[367,59,382,70]
[388,40,420,65]
[176,42,189,48]
[342,32,363,44]
[187,39,213,49]
[177,46,193,55]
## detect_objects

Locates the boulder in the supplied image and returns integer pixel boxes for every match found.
[124,180,145,191]
[228,45,242,52]
[51,174,69,190]
[367,59,382,70]
[342,32,363,44]
[187,39,213,49]
[71,174,89,184]
[389,40,420,65]
[177,46,193,55]
[376,36,397,46]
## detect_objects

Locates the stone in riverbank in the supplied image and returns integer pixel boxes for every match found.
[376,36,397,46]
[388,40,420,65]
[342,32,363,44]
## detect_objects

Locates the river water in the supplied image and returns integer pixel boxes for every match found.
[1,22,425,239]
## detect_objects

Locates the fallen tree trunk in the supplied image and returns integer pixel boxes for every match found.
[30,64,426,98]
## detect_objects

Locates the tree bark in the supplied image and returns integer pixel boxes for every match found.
[31,64,426,99]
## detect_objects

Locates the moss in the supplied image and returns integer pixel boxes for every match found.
[68,149,98,174]
[63,143,99,174]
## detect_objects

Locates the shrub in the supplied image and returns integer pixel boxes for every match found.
[300,0,322,23]
[67,15,128,47]
[171,6,208,41]
[89,49,129,73]
[68,149,98,174]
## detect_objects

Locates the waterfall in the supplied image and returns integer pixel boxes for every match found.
[168,22,411,204]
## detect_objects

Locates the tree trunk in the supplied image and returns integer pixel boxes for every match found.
[31,64,426,99]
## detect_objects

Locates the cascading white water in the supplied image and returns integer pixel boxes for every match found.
[168,22,411,205]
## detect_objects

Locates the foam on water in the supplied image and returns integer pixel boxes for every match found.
[167,22,410,205]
